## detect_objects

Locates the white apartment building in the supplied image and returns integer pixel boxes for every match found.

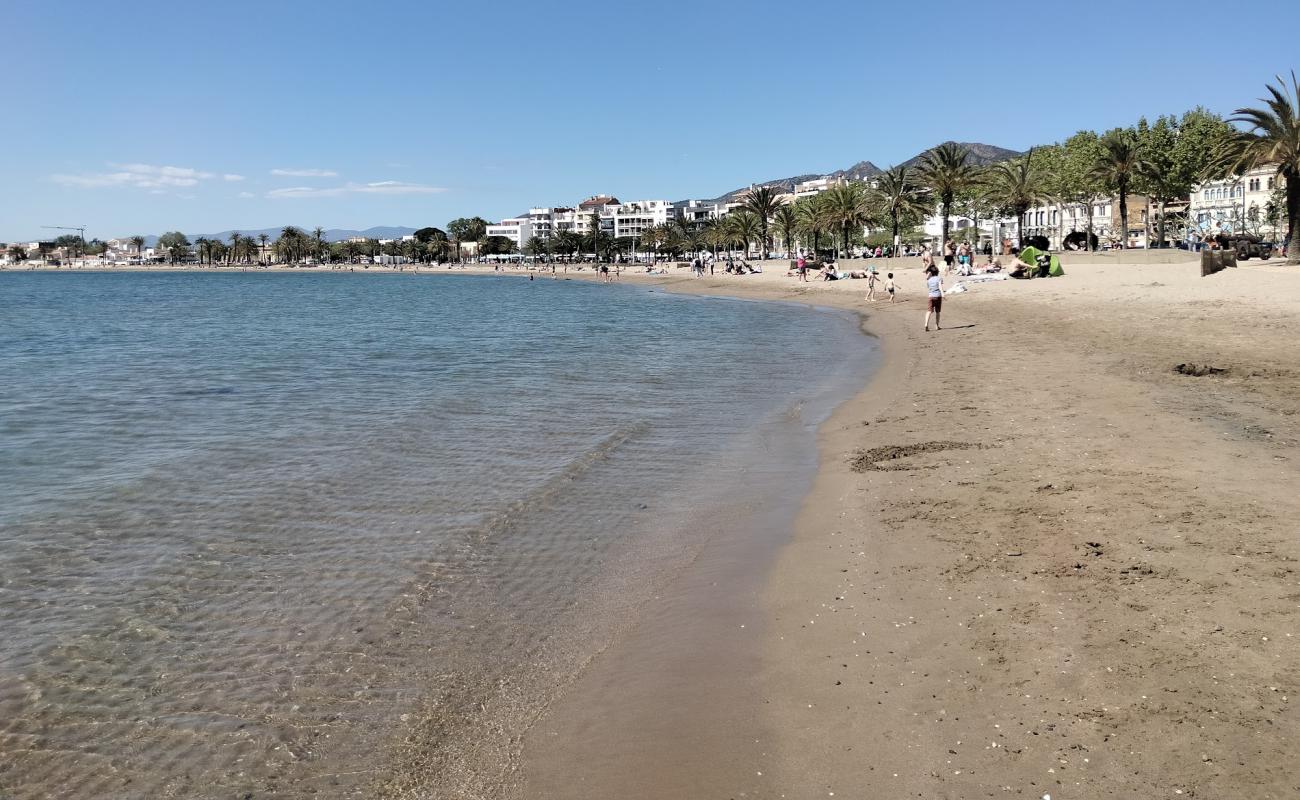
[610,199,673,239]
[793,177,844,199]
[674,199,721,225]
[485,217,535,250]
[1189,165,1281,239]
[488,197,676,249]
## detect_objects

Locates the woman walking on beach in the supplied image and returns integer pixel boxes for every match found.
[924,265,943,332]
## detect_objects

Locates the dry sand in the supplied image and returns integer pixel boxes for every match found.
[518,256,1300,799]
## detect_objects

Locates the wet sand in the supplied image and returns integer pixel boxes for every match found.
[519,256,1300,798]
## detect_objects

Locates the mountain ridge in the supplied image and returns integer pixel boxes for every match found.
[695,141,1022,203]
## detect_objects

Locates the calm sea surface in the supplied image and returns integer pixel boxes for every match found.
[0,271,873,798]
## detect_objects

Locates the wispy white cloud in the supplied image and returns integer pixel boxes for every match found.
[267,181,445,199]
[270,168,338,177]
[223,173,245,181]
[51,163,234,190]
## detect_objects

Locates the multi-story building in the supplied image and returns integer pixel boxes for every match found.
[674,199,721,226]
[1020,196,1148,249]
[610,199,673,239]
[1189,165,1281,240]
[484,217,535,250]
[487,197,676,251]
[793,177,844,199]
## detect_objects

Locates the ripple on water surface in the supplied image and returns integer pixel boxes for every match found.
[0,272,873,798]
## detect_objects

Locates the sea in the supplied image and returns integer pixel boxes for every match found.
[0,270,875,798]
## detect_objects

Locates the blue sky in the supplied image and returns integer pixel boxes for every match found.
[3,0,1297,241]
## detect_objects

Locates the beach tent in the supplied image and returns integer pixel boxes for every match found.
[1016,246,1064,278]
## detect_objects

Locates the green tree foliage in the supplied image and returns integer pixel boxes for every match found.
[157,231,190,264]
[872,165,932,252]
[414,226,447,243]
[1214,72,1300,263]
[478,235,516,255]
[821,182,872,257]
[741,185,784,258]
[724,211,762,257]
[794,194,832,255]
[1050,132,1107,248]
[916,142,979,252]
[273,226,311,264]
[1090,129,1149,248]
[984,149,1054,248]
[771,205,799,256]
[1134,110,1235,246]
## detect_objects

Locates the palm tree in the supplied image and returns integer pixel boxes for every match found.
[795,194,830,256]
[984,149,1054,249]
[128,235,146,262]
[194,237,211,266]
[725,211,762,258]
[917,142,979,254]
[228,232,242,265]
[312,226,326,262]
[771,205,799,257]
[1089,130,1149,250]
[872,166,930,254]
[822,182,872,258]
[1215,72,1300,264]
[701,219,728,260]
[742,186,784,259]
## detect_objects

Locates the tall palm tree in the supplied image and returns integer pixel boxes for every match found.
[194,237,211,266]
[872,166,930,254]
[795,194,830,256]
[772,205,799,257]
[984,149,1054,249]
[742,185,784,259]
[822,182,872,257]
[917,142,979,254]
[701,219,728,260]
[724,211,762,258]
[128,235,146,261]
[1215,72,1300,264]
[312,226,326,262]
[1089,130,1148,250]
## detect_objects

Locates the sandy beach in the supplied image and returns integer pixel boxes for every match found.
[11,257,1298,798]
[513,255,1300,799]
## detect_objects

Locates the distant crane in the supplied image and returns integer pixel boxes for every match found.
[41,225,89,263]
[42,225,87,240]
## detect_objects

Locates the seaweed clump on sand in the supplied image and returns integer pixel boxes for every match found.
[849,441,984,472]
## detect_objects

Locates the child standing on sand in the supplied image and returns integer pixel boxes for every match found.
[924,265,943,331]
[884,272,896,303]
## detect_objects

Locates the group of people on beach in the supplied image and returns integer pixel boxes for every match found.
[863,259,943,332]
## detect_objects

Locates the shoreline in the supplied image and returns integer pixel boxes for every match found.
[516,259,1300,798]
[9,261,1299,797]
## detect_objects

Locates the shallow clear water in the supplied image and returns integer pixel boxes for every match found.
[0,271,873,798]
